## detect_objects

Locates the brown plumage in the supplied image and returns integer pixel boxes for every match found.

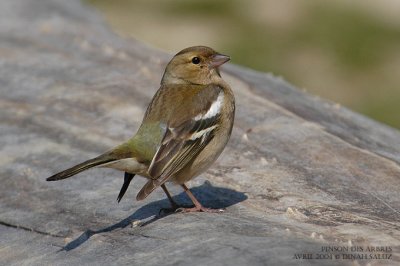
[47,46,235,213]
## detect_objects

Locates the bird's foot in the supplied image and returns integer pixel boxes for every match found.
[158,204,193,215]
[175,206,225,213]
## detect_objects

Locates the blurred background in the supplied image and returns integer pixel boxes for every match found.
[86,0,400,129]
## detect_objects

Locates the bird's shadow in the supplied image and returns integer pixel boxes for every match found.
[61,181,247,251]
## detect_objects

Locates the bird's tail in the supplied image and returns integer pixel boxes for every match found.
[46,155,115,181]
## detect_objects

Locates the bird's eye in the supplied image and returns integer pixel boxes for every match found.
[191,57,201,64]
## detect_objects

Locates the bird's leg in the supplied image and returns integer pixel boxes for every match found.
[161,184,179,210]
[159,184,195,215]
[177,183,224,213]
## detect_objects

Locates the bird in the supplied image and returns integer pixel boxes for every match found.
[47,46,235,213]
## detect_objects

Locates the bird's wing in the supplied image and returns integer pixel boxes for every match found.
[136,85,224,200]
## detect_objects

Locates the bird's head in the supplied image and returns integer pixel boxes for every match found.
[161,46,230,85]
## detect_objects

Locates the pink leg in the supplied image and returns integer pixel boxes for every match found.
[178,183,224,213]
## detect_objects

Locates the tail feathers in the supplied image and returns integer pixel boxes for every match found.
[117,172,135,203]
[136,179,160,201]
[46,155,115,181]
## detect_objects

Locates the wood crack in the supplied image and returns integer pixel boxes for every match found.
[0,220,64,238]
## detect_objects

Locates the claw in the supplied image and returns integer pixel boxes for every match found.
[175,206,225,213]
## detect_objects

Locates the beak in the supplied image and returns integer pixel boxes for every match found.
[209,54,230,68]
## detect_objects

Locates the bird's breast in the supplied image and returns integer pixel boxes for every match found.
[100,158,148,176]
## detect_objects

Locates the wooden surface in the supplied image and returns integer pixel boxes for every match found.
[0,0,399,265]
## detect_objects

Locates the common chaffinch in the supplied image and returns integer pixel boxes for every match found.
[47,46,235,213]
